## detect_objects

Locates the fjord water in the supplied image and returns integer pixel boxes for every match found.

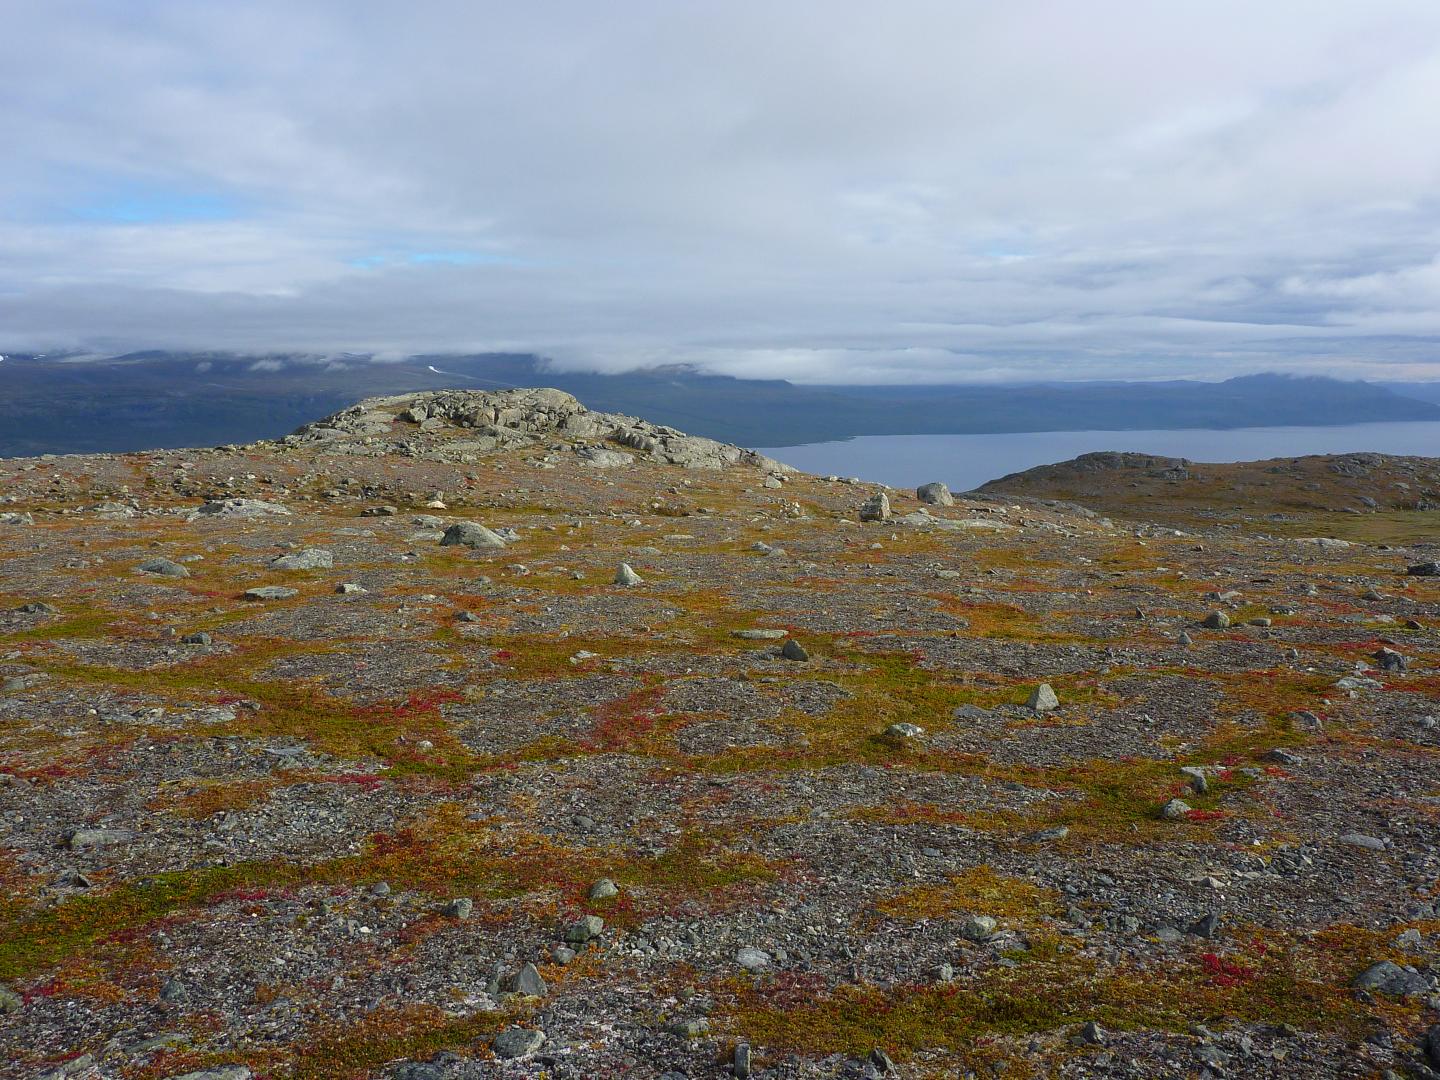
[757,420,1440,493]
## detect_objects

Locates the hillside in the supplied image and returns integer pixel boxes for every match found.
[1,390,1439,1078]
[981,450,1440,542]
[2,352,1437,456]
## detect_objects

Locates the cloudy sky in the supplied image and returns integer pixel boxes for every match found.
[5,1,1440,383]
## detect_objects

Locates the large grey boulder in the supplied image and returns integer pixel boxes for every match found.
[439,522,507,549]
[187,498,291,520]
[136,557,191,578]
[270,548,334,570]
[916,482,954,506]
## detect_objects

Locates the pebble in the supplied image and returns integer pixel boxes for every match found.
[588,878,619,900]
[442,897,473,919]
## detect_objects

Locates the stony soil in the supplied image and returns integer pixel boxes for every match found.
[2,391,1439,1079]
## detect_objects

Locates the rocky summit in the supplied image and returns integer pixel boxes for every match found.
[1,388,1439,1079]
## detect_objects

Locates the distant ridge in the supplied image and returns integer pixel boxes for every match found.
[0,351,1437,456]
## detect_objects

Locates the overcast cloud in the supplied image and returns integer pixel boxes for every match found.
[4,0,1440,382]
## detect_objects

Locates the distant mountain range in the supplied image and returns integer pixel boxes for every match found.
[0,350,1437,457]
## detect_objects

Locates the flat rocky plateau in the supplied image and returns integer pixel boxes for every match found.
[1,389,1438,1080]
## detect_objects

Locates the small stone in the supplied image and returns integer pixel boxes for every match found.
[168,1069,252,1080]
[588,878,619,900]
[549,944,576,964]
[1026,683,1059,713]
[491,1027,545,1060]
[1202,610,1230,629]
[1406,561,1440,577]
[456,610,481,623]
[736,946,771,971]
[442,897,473,920]
[1179,766,1209,794]
[0,984,22,1013]
[780,638,809,661]
[916,482,954,506]
[733,628,787,640]
[136,557,191,578]
[614,562,643,586]
[1160,798,1192,820]
[15,601,59,615]
[507,962,547,997]
[1177,631,1193,646]
[565,914,605,944]
[1074,1021,1107,1046]
[370,881,391,896]
[335,583,367,594]
[243,586,298,601]
[885,722,924,738]
[439,522,507,549]
[180,632,212,646]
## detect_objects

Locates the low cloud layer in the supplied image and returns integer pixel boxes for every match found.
[5,1,1440,383]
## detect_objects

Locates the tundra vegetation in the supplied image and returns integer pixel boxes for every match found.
[0,389,1437,1079]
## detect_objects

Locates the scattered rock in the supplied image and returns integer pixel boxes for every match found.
[1201,610,1230,629]
[566,914,605,944]
[136,557,191,578]
[916,482,954,506]
[588,878,619,900]
[1160,799,1192,820]
[506,962,547,997]
[492,1027,545,1060]
[270,548,334,570]
[1026,683,1059,713]
[1353,960,1429,996]
[614,562,643,586]
[859,492,891,521]
[736,946,771,971]
[439,522,508,549]
[780,638,809,661]
[243,586,298,601]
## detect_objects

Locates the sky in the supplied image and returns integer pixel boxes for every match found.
[4,1,1440,384]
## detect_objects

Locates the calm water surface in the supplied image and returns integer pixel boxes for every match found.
[756,421,1440,493]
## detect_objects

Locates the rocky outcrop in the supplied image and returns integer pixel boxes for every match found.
[285,387,791,473]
